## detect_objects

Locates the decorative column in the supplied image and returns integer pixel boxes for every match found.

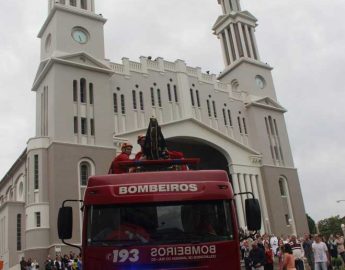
[230,24,240,59]
[231,173,245,229]
[237,22,248,57]
[244,25,255,59]
[244,174,253,196]
[249,27,260,60]
[219,34,229,67]
[238,173,247,223]
[224,28,235,63]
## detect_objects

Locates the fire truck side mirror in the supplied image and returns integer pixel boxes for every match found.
[58,206,73,240]
[245,198,261,231]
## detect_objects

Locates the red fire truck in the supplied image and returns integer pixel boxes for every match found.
[58,159,261,270]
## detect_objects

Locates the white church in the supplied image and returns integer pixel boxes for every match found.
[0,0,308,268]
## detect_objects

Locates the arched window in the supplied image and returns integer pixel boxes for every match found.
[173,85,178,102]
[223,109,227,125]
[157,89,162,107]
[231,79,239,91]
[150,87,155,106]
[80,162,90,186]
[279,178,286,196]
[139,92,144,110]
[113,93,118,113]
[70,0,76,7]
[120,94,126,114]
[80,78,87,103]
[206,100,211,117]
[132,90,137,110]
[227,110,233,126]
[212,101,217,118]
[81,0,87,9]
[89,83,93,105]
[167,84,172,102]
[17,214,21,251]
[190,89,195,106]
[73,80,78,102]
[196,90,201,107]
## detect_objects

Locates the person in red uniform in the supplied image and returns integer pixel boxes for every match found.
[135,135,146,160]
[108,143,133,174]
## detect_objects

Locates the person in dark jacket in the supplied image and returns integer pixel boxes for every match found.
[249,241,266,270]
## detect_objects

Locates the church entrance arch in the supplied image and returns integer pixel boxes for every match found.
[166,136,230,175]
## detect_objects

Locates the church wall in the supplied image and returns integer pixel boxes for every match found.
[219,61,277,101]
[51,64,113,146]
[260,166,308,236]
[46,142,115,247]
[246,105,295,167]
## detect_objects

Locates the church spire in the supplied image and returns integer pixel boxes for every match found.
[214,0,260,69]
[48,0,95,14]
[218,0,241,14]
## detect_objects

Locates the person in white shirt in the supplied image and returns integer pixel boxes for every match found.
[312,234,329,270]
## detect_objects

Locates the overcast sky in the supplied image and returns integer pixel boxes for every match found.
[0,0,344,223]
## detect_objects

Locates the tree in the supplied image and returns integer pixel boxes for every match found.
[318,215,345,237]
[306,214,317,234]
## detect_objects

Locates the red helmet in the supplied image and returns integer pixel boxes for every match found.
[137,135,146,143]
[121,143,133,150]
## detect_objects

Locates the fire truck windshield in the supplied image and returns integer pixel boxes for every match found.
[86,200,233,247]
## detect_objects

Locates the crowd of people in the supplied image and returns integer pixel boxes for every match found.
[241,233,345,270]
[20,251,82,270]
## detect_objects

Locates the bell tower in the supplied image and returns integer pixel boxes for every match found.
[213,0,278,100]
[48,0,95,13]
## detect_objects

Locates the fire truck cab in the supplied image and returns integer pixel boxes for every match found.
[58,159,261,270]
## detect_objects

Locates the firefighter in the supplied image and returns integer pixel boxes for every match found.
[135,135,146,160]
[108,142,133,174]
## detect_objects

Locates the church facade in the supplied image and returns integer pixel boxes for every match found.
[0,0,308,268]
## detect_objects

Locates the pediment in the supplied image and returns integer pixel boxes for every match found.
[57,52,112,70]
[246,97,287,113]
[32,53,114,91]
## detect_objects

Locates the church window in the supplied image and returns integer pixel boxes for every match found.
[90,119,95,136]
[190,89,195,106]
[113,93,118,113]
[229,0,233,10]
[35,212,41,228]
[139,92,144,110]
[70,0,76,7]
[227,110,233,126]
[206,100,211,117]
[285,214,290,226]
[74,117,78,134]
[173,85,178,102]
[34,155,39,190]
[120,94,126,114]
[80,79,87,103]
[81,117,87,135]
[237,117,243,133]
[80,162,90,186]
[212,101,217,118]
[157,89,162,107]
[89,83,94,104]
[167,84,172,102]
[60,0,66,4]
[150,88,155,106]
[81,0,87,9]
[196,90,201,107]
[223,109,227,125]
[243,118,248,134]
[73,80,78,102]
[132,90,137,110]
[17,214,21,251]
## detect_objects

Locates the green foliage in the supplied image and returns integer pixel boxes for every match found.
[306,214,317,234]
[318,215,345,237]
